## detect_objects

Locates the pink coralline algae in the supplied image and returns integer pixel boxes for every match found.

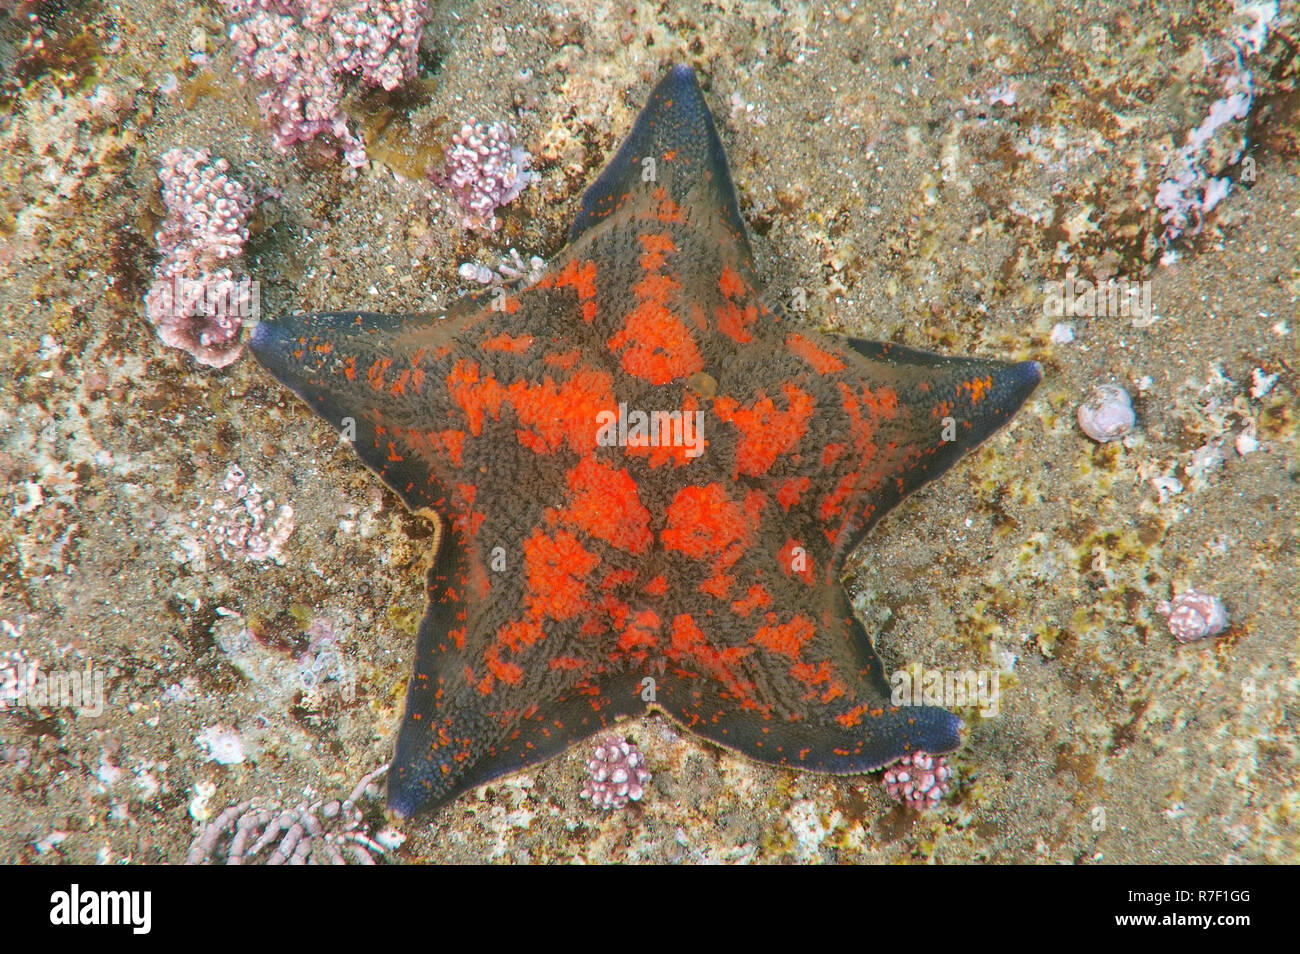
[1157,591,1230,643]
[579,735,651,810]
[220,0,430,170]
[143,148,255,368]
[883,751,953,811]
[1152,0,1278,252]
[436,120,538,231]
[199,464,295,565]
[1153,73,1253,245]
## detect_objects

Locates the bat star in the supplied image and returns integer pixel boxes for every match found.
[250,65,1041,818]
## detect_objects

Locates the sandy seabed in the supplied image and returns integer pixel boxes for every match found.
[0,0,1295,864]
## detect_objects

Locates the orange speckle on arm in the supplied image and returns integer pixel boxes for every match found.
[638,232,677,271]
[544,349,582,370]
[715,300,758,343]
[777,538,815,585]
[776,476,810,511]
[482,333,535,353]
[835,703,870,728]
[445,359,508,436]
[713,383,814,477]
[786,333,846,374]
[751,613,816,660]
[642,575,668,596]
[607,302,703,384]
[485,645,523,685]
[553,259,598,320]
[523,528,600,621]
[497,618,545,652]
[718,266,746,299]
[730,584,773,618]
[367,358,393,391]
[439,429,466,467]
[959,375,994,404]
[557,456,653,553]
[661,483,751,568]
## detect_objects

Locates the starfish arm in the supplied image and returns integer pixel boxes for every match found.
[830,336,1042,561]
[386,524,499,817]
[387,524,643,817]
[248,301,510,514]
[664,699,962,775]
[568,64,752,263]
[654,587,961,773]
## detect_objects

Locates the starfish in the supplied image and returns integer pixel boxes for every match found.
[250,65,1040,819]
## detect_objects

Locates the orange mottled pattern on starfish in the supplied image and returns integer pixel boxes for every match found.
[249,66,1040,818]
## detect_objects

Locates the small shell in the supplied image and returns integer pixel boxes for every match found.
[1156,591,1229,643]
[1077,384,1136,442]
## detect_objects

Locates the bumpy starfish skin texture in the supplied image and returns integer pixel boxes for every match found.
[250,66,1041,819]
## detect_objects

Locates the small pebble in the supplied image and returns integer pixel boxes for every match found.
[1050,322,1075,344]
